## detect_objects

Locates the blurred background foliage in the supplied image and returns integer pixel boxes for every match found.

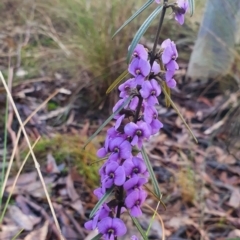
[1,0,240,194]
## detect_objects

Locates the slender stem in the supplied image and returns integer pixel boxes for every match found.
[150,0,168,66]
[116,186,124,218]
[133,97,143,123]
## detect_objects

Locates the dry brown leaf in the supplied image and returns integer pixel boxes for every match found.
[0,224,21,240]
[8,205,39,231]
[228,188,240,208]
[24,221,49,240]
[46,153,60,173]
[227,229,240,238]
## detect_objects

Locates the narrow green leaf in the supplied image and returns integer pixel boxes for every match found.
[130,215,148,240]
[91,233,103,240]
[146,201,160,236]
[83,95,133,148]
[188,0,195,16]
[141,147,161,199]
[106,70,129,94]
[112,0,154,38]
[127,5,163,63]
[89,187,114,218]
[161,82,198,143]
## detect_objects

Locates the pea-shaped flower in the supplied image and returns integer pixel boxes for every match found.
[175,0,188,25]
[98,217,127,240]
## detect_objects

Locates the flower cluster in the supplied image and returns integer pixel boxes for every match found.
[85,41,179,239]
[155,0,189,25]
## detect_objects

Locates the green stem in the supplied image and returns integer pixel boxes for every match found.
[149,0,168,66]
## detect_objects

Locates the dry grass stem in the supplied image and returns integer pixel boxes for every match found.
[0,71,64,240]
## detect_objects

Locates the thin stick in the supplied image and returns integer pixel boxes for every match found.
[1,88,60,197]
[0,72,64,240]
[0,136,40,223]
[144,203,165,240]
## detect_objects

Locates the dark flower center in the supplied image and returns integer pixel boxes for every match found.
[172,55,176,60]
[136,130,142,136]
[135,69,141,75]
[109,173,115,178]
[136,200,140,205]
[113,147,119,153]
[133,52,138,57]
[151,90,156,96]
[153,113,157,119]
[108,228,114,234]
[133,167,139,173]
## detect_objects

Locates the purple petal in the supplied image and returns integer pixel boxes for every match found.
[106,161,119,174]
[131,205,142,217]
[167,78,177,88]
[150,79,161,96]
[124,177,139,191]
[151,61,160,74]
[133,44,148,60]
[128,58,139,77]
[131,235,139,240]
[109,137,124,151]
[93,187,105,199]
[138,122,151,138]
[129,96,139,110]
[139,190,148,204]
[151,119,163,134]
[112,218,127,236]
[119,141,132,159]
[125,190,139,208]
[134,75,145,85]
[138,59,151,77]
[115,114,125,130]
[166,60,177,72]
[140,80,152,98]
[143,105,154,123]
[124,122,138,136]
[97,147,107,158]
[98,217,113,234]
[162,46,173,64]
[161,39,171,49]
[165,69,175,81]
[175,13,185,25]
[131,135,139,146]
[123,160,134,176]
[114,166,126,186]
[147,95,158,106]
[84,220,93,230]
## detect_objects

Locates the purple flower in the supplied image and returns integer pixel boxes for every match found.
[131,44,148,60]
[84,204,110,230]
[125,189,147,217]
[166,78,177,88]
[112,99,126,119]
[124,122,151,148]
[123,156,147,177]
[140,79,161,106]
[124,176,147,194]
[131,236,139,240]
[115,114,125,130]
[128,58,150,85]
[151,61,160,75]
[143,105,163,134]
[98,217,127,239]
[129,96,139,110]
[175,0,188,25]
[93,187,105,199]
[102,161,126,190]
[108,137,132,161]
[118,78,136,98]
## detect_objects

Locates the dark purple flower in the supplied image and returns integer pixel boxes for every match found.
[124,122,151,148]
[84,204,110,230]
[131,44,148,60]
[118,78,136,98]
[140,79,161,106]
[102,161,126,190]
[128,58,150,85]
[125,189,147,217]
[108,137,132,161]
[143,105,163,134]
[98,217,127,239]
[175,0,188,25]
[123,156,147,177]
[124,176,147,194]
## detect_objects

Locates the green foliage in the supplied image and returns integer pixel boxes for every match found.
[23,134,101,188]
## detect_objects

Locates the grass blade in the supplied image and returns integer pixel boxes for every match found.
[188,0,195,16]
[146,201,160,236]
[106,70,129,94]
[130,215,148,240]
[141,147,161,199]
[83,95,133,148]
[160,81,198,143]
[127,5,163,63]
[91,233,103,240]
[90,187,114,218]
[112,0,154,38]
